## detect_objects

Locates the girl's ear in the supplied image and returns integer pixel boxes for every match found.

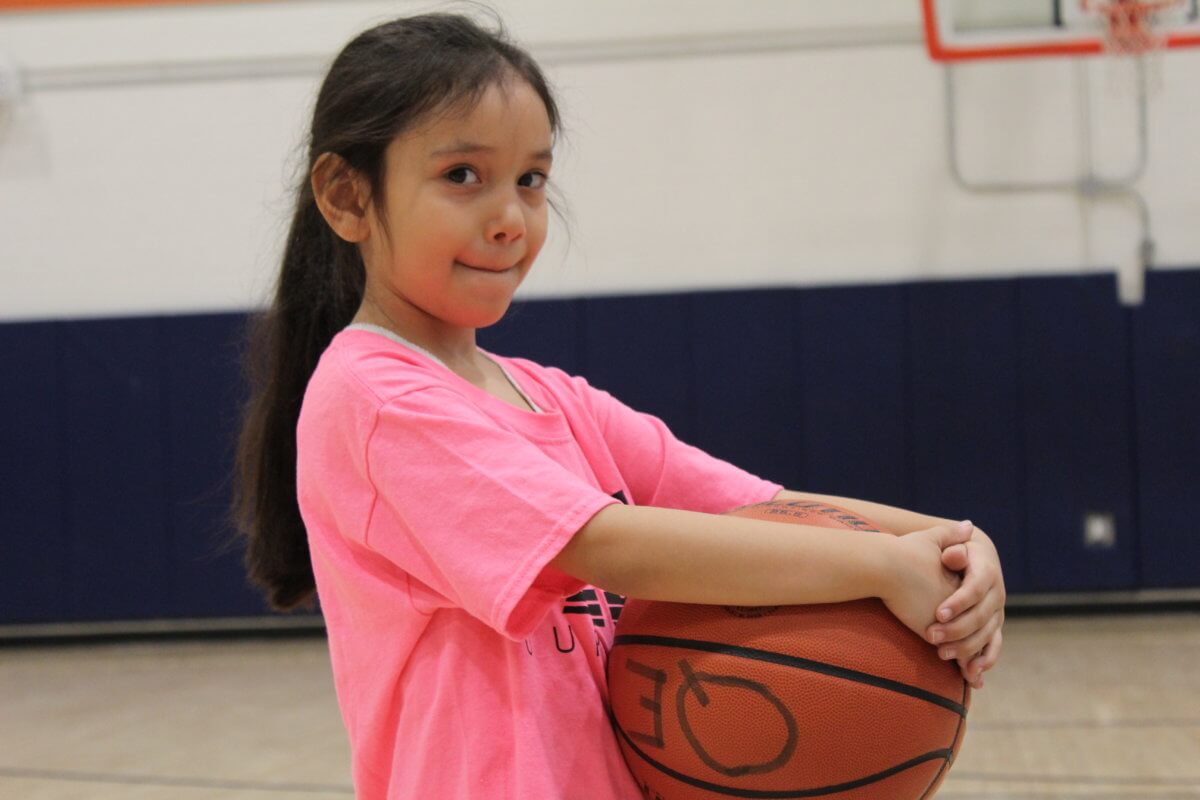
[311,152,372,243]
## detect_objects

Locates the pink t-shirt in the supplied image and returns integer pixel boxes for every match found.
[296,326,782,799]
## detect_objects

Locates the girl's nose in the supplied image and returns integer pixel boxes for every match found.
[487,197,525,244]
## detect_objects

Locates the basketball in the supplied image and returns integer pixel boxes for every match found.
[607,500,970,800]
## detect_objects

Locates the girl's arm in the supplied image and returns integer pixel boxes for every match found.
[550,504,972,638]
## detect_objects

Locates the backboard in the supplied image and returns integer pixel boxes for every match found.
[923,0,1200,60]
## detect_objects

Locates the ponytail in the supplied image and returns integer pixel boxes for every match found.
[234,184,363,610]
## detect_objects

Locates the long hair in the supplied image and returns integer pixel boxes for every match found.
[233,13,561,610]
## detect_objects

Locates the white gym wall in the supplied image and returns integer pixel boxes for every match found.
[1,0,1198,321]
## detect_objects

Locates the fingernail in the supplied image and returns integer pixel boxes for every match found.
[959,520,973,532]
[938,607,952,621]
[941,648,956,660]
[930,629,944,643]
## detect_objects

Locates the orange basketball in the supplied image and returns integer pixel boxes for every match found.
[607,500,969,800]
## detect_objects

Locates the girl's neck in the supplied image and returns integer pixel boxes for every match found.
[351,293,538,414]
[352,295,480,372]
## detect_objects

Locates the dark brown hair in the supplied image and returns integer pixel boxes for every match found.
[233,13,560,610]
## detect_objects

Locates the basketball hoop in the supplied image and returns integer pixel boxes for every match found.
[1083,0,1186,55]
[1081,0,1186,94]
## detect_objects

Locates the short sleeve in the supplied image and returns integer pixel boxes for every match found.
[580,380,783,513]
[363,387,619,640]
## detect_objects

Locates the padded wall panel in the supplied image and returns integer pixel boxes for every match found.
[1135,271,1200,588]
[162,313,268,617]
[1019,276,1137,591]
[794,284,909,509]
[689,289,801,490]
[907,280,1028,593]
[60,318,170,620]
[478,298,585,375]
[583,294,695,443]
[6,270,1200,627]
[0,322,66,622]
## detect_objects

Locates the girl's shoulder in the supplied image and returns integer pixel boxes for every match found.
[489,351,566,383]
[487,353,629,425]
[486,352,593,399]
[310,327,455,408]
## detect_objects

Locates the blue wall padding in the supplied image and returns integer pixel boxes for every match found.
[793,284,910,512]
[906,279,1029,593]
[481,297,586,376]
[162,313,270,617]
[689,289,803,493]
[60,318,171,620]
[580,293,697,443]
[2,271,1198,624]
[1135,270,1200,588]
[0,321,67,622]
[1019,275,1137,591]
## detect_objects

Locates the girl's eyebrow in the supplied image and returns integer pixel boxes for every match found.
[430,141,553,161]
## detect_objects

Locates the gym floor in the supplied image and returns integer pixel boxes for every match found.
[1,612,1197,799]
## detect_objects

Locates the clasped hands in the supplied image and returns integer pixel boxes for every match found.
[924,522,1005,690]
[883,519,1005,690]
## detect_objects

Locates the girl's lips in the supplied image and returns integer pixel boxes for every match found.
[456,260,517,272]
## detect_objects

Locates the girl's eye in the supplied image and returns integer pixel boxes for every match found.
[519,171,547,189]
[445,167,480,185]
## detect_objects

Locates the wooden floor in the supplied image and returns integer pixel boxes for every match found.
[1,612,1197,799]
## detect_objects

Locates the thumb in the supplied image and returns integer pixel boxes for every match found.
[936,519,973,548]
[941,542,969,572]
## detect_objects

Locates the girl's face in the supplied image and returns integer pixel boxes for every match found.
[360,79,553,335]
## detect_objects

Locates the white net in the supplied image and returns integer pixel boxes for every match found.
[1081,0,1186,53]
[1079,0,1187,95]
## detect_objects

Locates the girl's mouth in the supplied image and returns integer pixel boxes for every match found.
[456,260,517,273]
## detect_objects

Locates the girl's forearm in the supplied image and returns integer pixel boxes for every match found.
[773,489,958,536]
[552,503,899,606]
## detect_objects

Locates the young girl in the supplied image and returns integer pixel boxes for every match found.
[235,13,1005,799]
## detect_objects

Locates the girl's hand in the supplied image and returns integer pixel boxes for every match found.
[925,529,1006,689]
[879,520,973,639]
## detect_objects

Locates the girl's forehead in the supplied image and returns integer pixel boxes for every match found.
[398,81,553,157]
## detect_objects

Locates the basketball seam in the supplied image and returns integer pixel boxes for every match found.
[611,634,967,716]
[918,678,971,800]
[614,721,953,799]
